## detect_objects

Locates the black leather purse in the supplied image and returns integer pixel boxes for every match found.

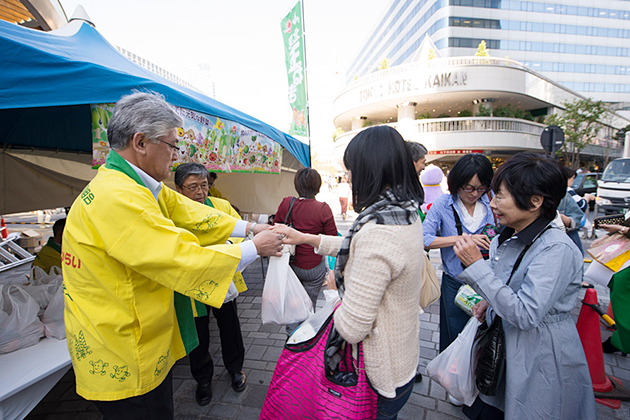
[472,314,506,395]
[472,226,549,396]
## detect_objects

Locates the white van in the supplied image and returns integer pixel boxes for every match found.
[597,157,630,215]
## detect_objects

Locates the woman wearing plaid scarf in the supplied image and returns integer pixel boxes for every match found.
[273,126,425,419]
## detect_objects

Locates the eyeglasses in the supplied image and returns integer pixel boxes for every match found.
[461,185,491,194]
[182,182,209,192]
[154,138,180,152]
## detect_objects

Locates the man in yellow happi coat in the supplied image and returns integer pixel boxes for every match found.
[62,92,283,420]
[31,218,65,276]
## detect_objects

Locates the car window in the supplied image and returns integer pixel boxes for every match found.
[602,159,630,183]
[583,175,597,189]
[572,174,584,189]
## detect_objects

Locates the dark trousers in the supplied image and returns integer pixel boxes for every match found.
[439,273,471,352]
[376,378,415,419]
[463,397,504,420]
[189,299,245,385]
[93,370,173,420]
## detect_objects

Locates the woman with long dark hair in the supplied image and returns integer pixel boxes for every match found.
[273,126,425,419]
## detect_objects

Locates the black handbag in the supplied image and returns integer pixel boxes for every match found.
[472,314,505,395]
[472,226,549,396]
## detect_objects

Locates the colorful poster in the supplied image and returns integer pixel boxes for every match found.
[91,104,283,174]
[281,1,308,137]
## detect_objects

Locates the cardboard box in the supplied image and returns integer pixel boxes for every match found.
[17,230,43,249]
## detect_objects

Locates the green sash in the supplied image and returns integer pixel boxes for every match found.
[104,150,199,354]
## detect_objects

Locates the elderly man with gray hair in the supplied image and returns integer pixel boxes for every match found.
[62,92,282,420]
[406,141,428,176]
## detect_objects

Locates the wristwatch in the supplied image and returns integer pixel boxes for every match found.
[247,222,257,240]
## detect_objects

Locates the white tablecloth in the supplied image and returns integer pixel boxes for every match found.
[0,338,71,420]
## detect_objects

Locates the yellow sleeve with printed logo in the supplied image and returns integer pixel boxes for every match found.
[209,197,247,293]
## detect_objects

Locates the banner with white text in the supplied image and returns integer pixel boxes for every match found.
[281,1,308,137]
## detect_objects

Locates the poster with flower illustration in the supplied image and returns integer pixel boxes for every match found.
[91,104,283,174]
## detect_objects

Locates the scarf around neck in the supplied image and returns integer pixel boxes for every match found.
[334,188,419,296]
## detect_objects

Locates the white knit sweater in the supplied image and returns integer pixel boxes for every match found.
[316,220,424,397]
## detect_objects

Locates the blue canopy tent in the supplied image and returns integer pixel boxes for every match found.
[0,19,310,214]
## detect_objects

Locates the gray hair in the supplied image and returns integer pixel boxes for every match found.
[174,163,208,188]
[407,141,428,162]
[107,92,183,150]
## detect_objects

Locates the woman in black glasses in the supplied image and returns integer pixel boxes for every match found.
[422,154,495,405]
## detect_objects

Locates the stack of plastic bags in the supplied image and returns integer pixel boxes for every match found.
[0,266,65,354]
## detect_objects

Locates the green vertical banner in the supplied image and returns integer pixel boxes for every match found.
[281,1,308,137]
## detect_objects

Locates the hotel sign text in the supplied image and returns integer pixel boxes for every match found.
[359,71,468,103]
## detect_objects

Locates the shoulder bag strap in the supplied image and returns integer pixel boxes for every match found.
[452,204,463,236]
[283,197,297,227]
[506,225,551,286]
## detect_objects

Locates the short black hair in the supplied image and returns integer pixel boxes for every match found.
[343,126,424,211]
[208,172,218,180]
[53,218,66,237]
[492,153,567,220]
[561,165,576,179]
[447,154,493,194]
[294,168,322,198]
[174,163,208,188]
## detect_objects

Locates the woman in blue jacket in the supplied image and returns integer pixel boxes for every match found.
[423,154,495,371]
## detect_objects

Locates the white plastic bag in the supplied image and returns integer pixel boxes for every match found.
[425,317,480,406]
[25,266,63,312]
[42,283,66,339]
[0,284,45,353]
[287,296,339,344]
[261,248,314,325]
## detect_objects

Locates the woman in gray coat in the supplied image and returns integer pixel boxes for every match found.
[453,153,597,420]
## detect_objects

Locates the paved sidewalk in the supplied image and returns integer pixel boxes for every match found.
[23,211,630,420]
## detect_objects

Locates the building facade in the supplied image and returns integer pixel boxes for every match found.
[335,0,630,167]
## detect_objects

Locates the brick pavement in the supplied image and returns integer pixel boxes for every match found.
[21,212,630,420]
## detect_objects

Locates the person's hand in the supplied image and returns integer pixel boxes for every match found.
[251,230,283,257]
[253,223,272,235]
[471,234,492,250]
[271,224,304,245]
[599,224,629,235]
[584,193,596,202]
[326,270,337,291]
[453,234,483,266]
[559,213,572,228]
[472,300,489,322]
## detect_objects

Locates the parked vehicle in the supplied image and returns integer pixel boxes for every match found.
[572,172,599,211]
[597,158,630,215]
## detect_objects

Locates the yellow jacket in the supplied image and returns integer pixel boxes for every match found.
[209,186,226,200]
[63,151,242,401]
[31,238,61,276]
[190,196,247,317]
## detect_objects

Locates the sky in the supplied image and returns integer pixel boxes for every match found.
[58,0,387,155]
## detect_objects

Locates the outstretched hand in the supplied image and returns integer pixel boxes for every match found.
[251,230,283,257]
[271,224,304,245]
[453,233,483,267]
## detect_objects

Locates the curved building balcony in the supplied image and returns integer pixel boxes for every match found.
[333,56,630,132]
[332,117,547,164]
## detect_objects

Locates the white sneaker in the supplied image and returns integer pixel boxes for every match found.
[448,394,463,406]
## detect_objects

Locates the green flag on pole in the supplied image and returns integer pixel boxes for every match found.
[281,1,308,138]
